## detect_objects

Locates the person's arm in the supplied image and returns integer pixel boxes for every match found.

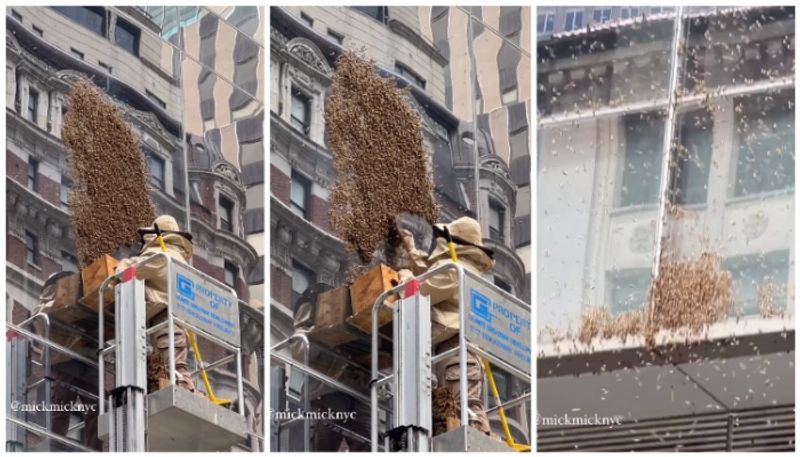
[400,229,430,275]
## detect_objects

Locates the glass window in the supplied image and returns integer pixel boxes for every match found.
[724,251,789,317]
[489,200,505,242]
[148,153,166,191]
[327,29,344,44]
[25,231,38,265]
[60,176,70,208]
[290,87,311,135]
[27,158,38,192]
[537,13,554,34]
[619,113,665,207]
[300,12,313,27]
[291,260,315,306]
[650,7,663,15]
[592,8,611,23]
[621,7,640,20]
[290,171,310,218]
[219,194,234,232]
[353,6,385,22]
[61,250,77,271]
[494,276,512,293]
[70,48,84,60]
[395,62,426,89]
[565,10,583,31]
[52,6,106,37]
[672,110,713,205]
[115,18,140,56]
[608,269,651,314]
[224,261,238,288]
[27,89,39,123]
[733,91,794,197]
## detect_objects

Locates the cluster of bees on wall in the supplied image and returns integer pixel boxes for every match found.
[326,51,439,269]
[62,79,155,267]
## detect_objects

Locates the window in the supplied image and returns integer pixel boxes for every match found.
[291,260,315,306]
[537,13,554,34]
[11,10,22,21]
[502,87,518,105]
[353,6,386,23]
[290,171,311,219]
[300,12,313,27]
[565,10,583,31]
[145,90,166,109]
[592,8,611,23]
[672,110,713,205]
[61,250,77,271]
[327,29,344,44]
[27,89,39,123]
[733,92,794,197]
[290,87,311,135]
[99,62,112,74]
[52,7,106,37]
[27,158,39,192]
[219,194,234,232]
[115,18,140,56]
[608,269,651,314]
[148,153,166,191]
[724,251,789,317]
[60,176,71,208]
[70,48,84,60]
[395,62,426,89]
[621,7,640,20]
[489,200,505,243]
[25,231,38,265]
[650,7,663,15]
[619,113,665,207]
[494,276,512,293]
[224,261,238,289]
[32,25,43,37]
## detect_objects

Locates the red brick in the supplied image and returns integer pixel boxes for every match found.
[309,195,331,232]
[7,151,27,185]
[271,265,292,307]
[271,165,290,204]
[38,174,60,206]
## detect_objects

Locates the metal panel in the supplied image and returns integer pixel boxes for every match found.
[170,260,240,346]
[462,272,531,373]
[433,425,515,452]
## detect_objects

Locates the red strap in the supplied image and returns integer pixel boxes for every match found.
[403,279,420,298]
[122,267,137,282]
[7,329,19,342]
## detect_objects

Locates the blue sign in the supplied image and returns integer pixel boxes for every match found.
[170,262,240,346]
[464,274,531,374]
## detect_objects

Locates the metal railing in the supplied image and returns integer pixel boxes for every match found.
[97,253,246,417]
[370,263,532,451]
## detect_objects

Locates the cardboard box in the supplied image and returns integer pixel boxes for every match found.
[348,264,399,334]
[314,286,351,328]
[309,324,360,347]
[79,255,119,311]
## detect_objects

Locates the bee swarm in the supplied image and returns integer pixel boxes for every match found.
[62,79,155,267]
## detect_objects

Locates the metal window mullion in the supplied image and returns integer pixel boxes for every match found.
[649,7,685,296]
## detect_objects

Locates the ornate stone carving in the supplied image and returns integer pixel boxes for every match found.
[285,38,332,78]
[214,162,242,187]
[270,26,289,48]
[404,94,449,140]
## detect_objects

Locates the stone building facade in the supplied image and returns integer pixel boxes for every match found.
[6,6,264,451]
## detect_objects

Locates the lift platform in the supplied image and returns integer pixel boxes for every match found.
[271,263,532,452]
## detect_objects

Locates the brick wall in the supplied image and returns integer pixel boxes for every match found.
[271,165,290,204]
[271,265,292,307]
[38,174,60,206]
[7,151,27,185]
[309,195,331,232]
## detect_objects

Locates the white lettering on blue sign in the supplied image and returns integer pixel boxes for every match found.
[466,285,531,371]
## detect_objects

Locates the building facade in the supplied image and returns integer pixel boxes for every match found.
[6,6,264,451]
[537,6,794,451]
[270,5,531,450]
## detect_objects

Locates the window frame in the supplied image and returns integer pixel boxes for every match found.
[565,9,583,31]
[25,231,39,266]
[592,8,611,23]
[289,86,311,136]
[224,260,238,289]
[352,6,387,23]
[27,89,39,123]
[394,61,426,90]
[60,175,71,208]
[537,13,554,34]
[147,151,166,191]
[219,193,235,232]
[114,17,141,56]
[51,6,107,37]
[290,171,311,219]
[291,260,316,306]
[28,157,39,192]
[621,7,640,20]
[327,29,344,45]
[488,199,506,243]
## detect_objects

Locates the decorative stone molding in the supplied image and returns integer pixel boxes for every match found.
[214,162,243,187]
[284,37,333,79]
[270,26,289,48]
[404,94,449,140]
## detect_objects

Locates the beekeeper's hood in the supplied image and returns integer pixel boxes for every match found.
[430,217,494,271]
[138,214,194,259]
